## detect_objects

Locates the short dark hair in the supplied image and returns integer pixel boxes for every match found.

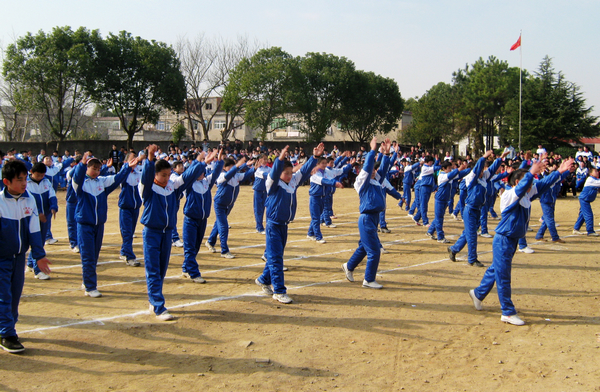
[508,169,528,187]
[172,160,183,169]
[31,162,47,174]
[282,160,293,170]
[441,161,452,170]
[223,158,236,168]
[155,159,172,173]
[2,160,28,182]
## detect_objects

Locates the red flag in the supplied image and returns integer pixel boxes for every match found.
[510,35,521,51]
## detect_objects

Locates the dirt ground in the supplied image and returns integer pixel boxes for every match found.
[2,185,600,391]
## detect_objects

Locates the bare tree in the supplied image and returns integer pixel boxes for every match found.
[176,34,260,142]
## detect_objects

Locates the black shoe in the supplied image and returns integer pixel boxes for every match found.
[470,260,485,267]
[1,336,25,353]
[447,246,457,262]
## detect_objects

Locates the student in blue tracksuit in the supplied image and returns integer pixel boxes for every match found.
[445,169,460,215]
[118,152,144,266]
[252,154,270,234]
[321,154,352,228]
[427,161,468,243]
[414,156,440,226]
[0,160,51,353]
[479,167,510,238]
[255,143,323,304]
[379,177,403,238]
[73,153,137,298]
[469,158,573,326]
[65,157,81,253]
[409,173,422,225]
[307,159,343,243]
[342,138,391,289]
[25,163,57,280]
[140,144,206,321]
[451,163,475,221]
[206,156,255,258]
[170,161,185,247]
[536,164,572,242]
[181,149,222,283]
[572,167,600,236]
[400,159,420,211]
[448,150,505,267]
[43,155,74,244]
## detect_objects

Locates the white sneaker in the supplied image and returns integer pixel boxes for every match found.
[307,235,317,241]
[380,247,389,254]
[182,272,206,283]
[71,246,80,253]
[261,254,267,262]
[437,238,451,244]
[480,233,493,238]
[316,239,327,244]
[205,241,216,253]
[518,247,535,254]
[85,289,102,298]
[325,224,337,228]
[451,213,458,220]
[156,310,174,321]
[257,230,266,235]
[119,255,127,261]
[526,227,533,232]
[342,263,354,282]
[35,272,50,280]
[173,240,184,247]
[221,252,235,259]
[126,259,140,267]
[362,280,383,289]
[501,314,525,326]
[469,289,482,311]
[132,234,137,238]
[273,293,293,304]
[588,232,600,237]
[25,266,33,273]
[572,229,584,235]
[255,278,273,295]
[45,238,58,245]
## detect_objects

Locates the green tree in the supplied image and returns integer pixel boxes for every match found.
[86,31,186,149]
[171,122,186,144]
[400,82,456,150]
[289,52,355,142]
[505,56,599,151]
[222,47,294,140]
[338,70,404,143]
[2,26,97,144]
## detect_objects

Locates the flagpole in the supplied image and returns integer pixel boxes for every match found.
[518,30,522,152]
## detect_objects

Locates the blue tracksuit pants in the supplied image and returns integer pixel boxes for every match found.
[144,227,173,315]
[450,204,480,264]
[182,216,208,279]
[452,189,467,217]
[27,220,49,274]
[321,194,333,226]
[427,201,447,240]
[346,213,381,282]
[171,200,181,242]
[120,208,139,260]
[308,196,324,240]
[473,234,518,316]
[46,213,53,240]
[479,205,490,234]
[536,202,559,240]
[418,185,433,225]
[66,201,77,248]
[402,182,411,211]
[0,254,26,337]
[574,199,595,234]
[78,223,104,291]
[378,196,388,229]
[409,184,421,216]
[208,204,231,254]
[254,191,267,232]
[258,222,288,294]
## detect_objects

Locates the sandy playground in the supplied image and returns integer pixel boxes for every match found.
[2,186,600,391]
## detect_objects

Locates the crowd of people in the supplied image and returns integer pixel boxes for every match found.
[0,137,598,353]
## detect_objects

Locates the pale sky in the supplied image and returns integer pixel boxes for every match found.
[1,0,599,117]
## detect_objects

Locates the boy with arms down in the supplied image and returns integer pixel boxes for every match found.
[0,160,51,353]
[255,143,324,303]
[140,144,207,320]
[73,153,138,298]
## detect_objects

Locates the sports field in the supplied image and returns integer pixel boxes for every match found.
[5,186,600,391]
